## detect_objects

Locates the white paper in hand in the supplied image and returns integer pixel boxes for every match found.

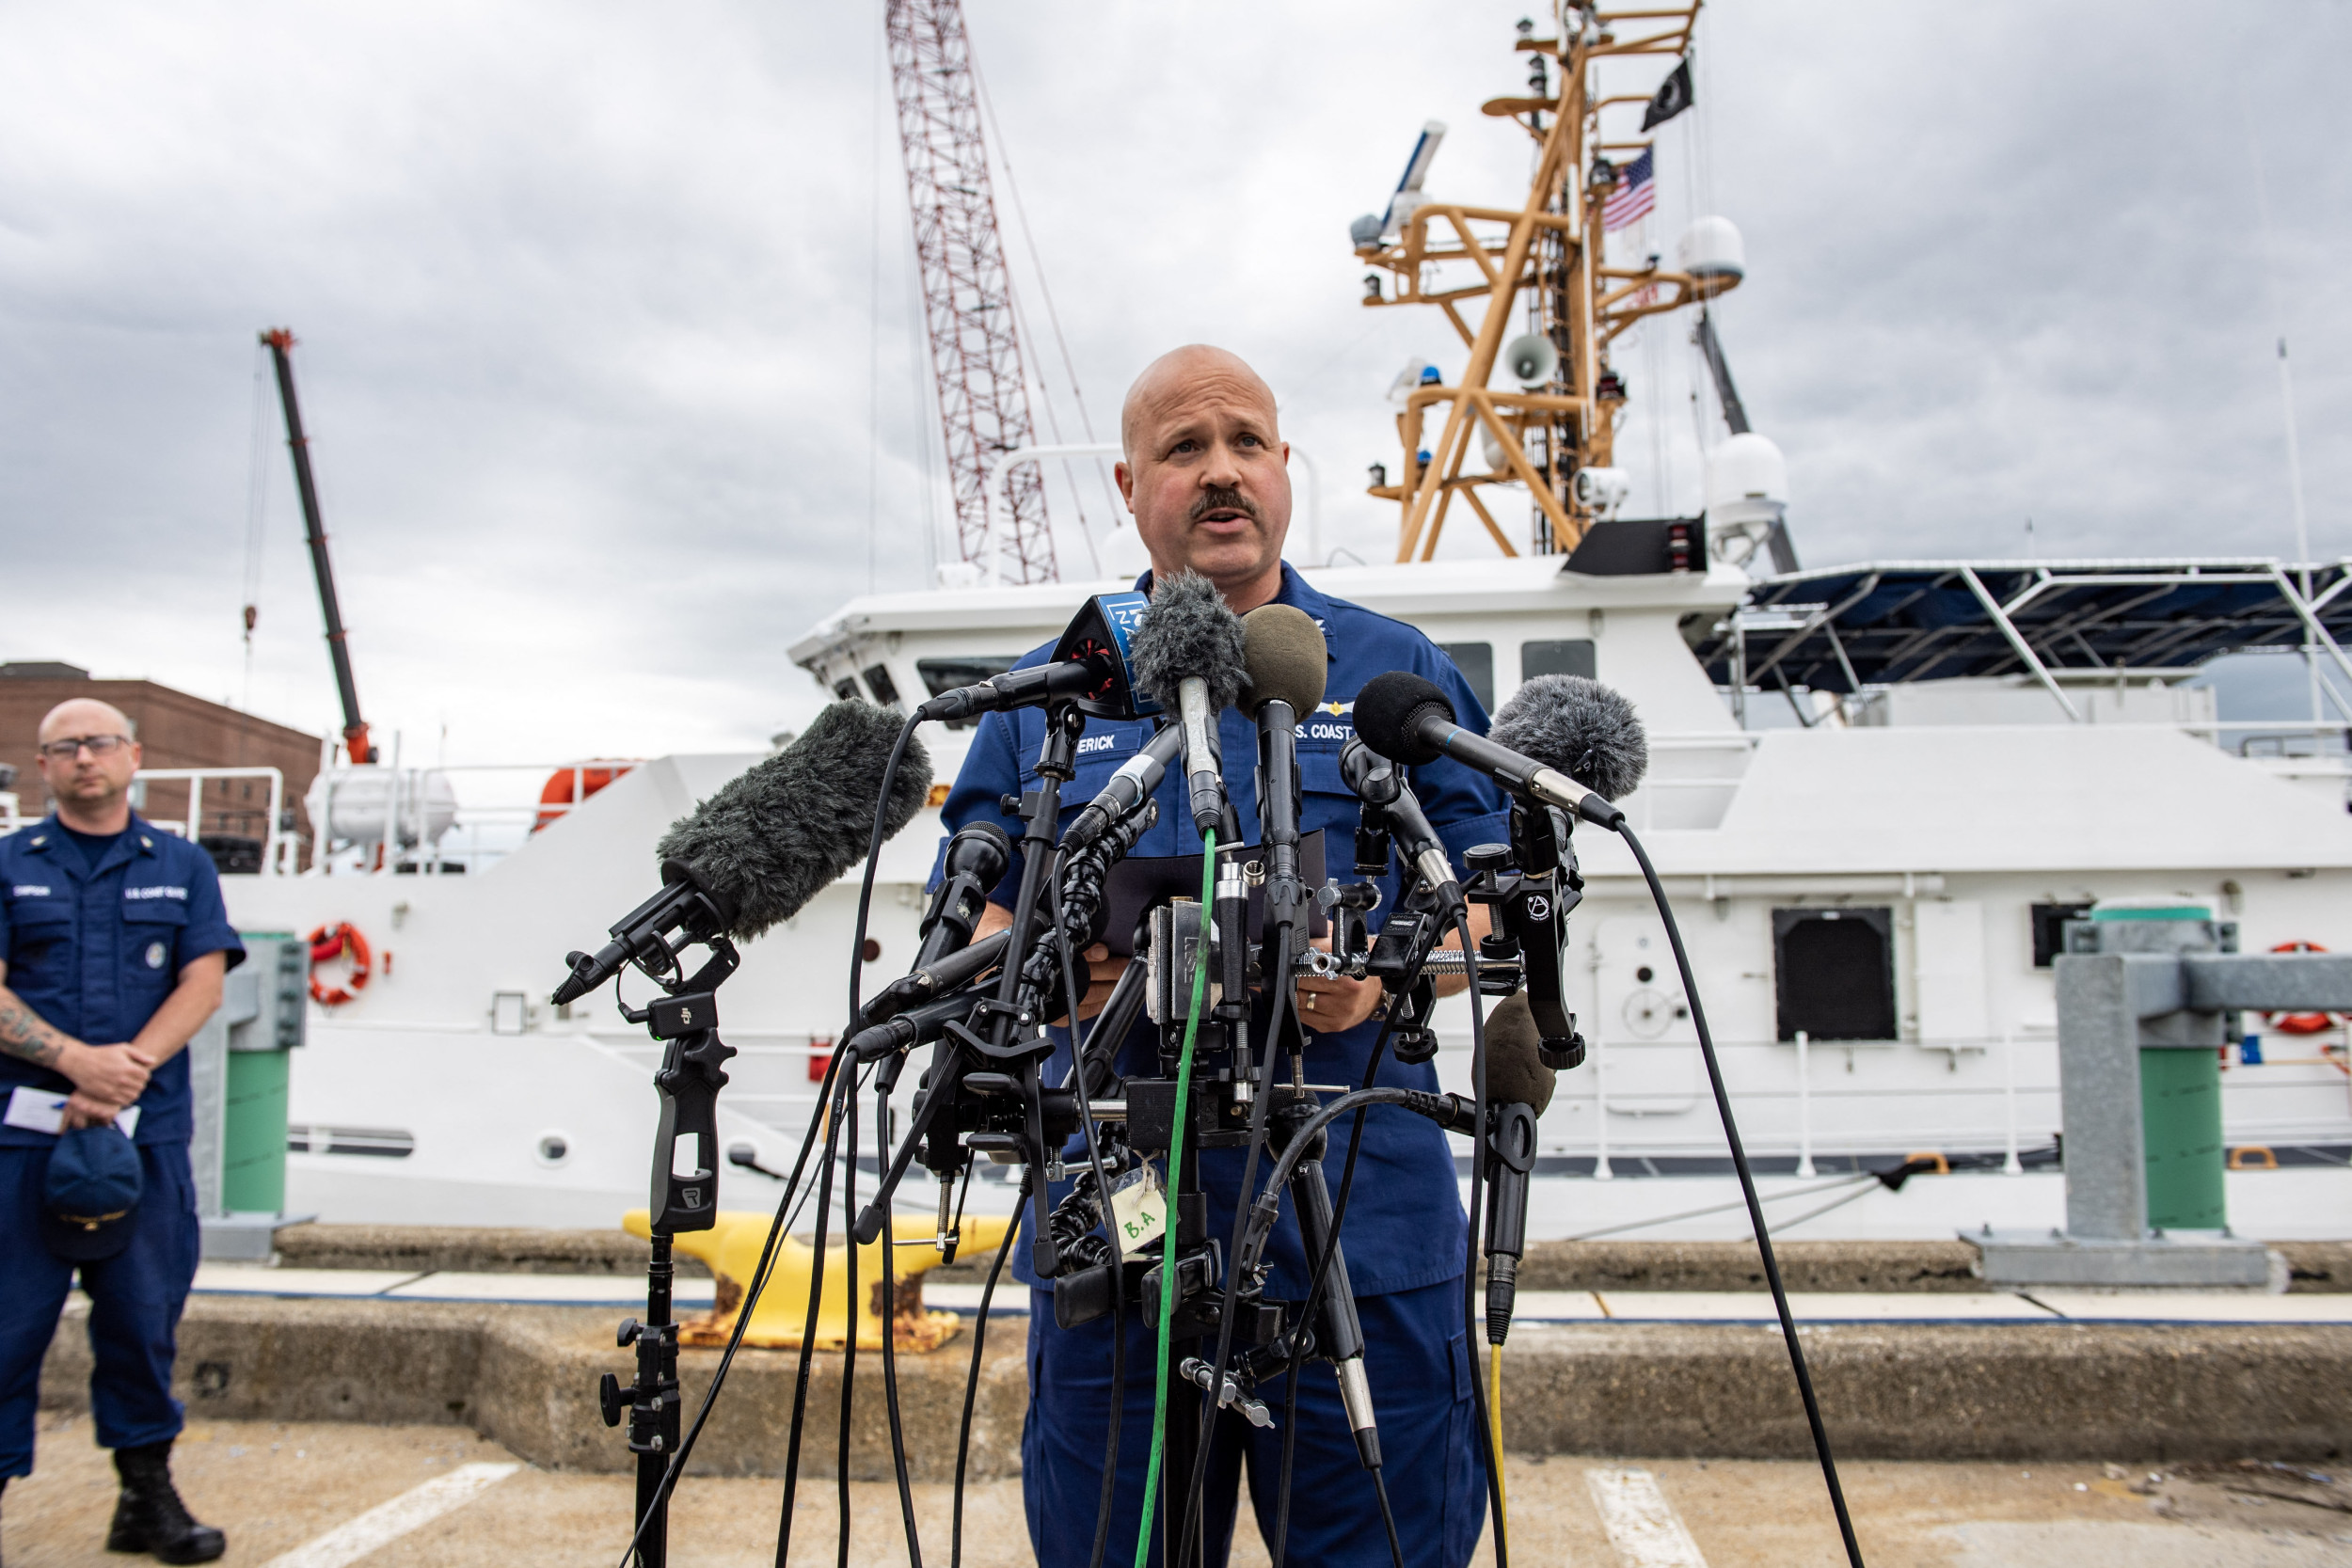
[5,1086,140,1138]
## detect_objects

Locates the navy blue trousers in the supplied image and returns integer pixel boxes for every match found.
[0,1141,199,1477]
[1022,1276,1486,1568]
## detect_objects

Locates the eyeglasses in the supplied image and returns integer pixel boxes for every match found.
[37,735,132,761]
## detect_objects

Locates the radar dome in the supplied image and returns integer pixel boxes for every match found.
[1350,214,1383,249]
[1704,433,1789,571]
[1705,432,1788,519]
[1676,215,1745,283]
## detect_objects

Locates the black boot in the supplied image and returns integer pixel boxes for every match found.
[106,1442,225,1564]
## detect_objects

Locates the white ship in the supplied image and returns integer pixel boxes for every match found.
[70,3,2352,1245]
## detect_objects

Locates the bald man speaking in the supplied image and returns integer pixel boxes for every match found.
[931,346,1504,1567]
[0,699,240,1561]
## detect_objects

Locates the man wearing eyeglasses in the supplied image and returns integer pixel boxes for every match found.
[0,698,241,1563]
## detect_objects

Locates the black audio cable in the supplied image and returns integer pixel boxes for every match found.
[876,1083,925,1568]
[950,1169,1021,1568]
[834,1086,860,1568]
[1048,876,1131,1568]
[1451,907,1508,1568]
[774,1061,853,1567]
[1613,823,1865,1568]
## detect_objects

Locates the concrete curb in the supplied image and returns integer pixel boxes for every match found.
[1498,1321,2352,1462]
[262,1227,2352,1293]
[42,1297,2352,1475]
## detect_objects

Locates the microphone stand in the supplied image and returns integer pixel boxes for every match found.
[595,930,741,1568]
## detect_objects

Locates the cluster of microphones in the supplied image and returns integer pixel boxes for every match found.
[553,575,1878,1568]
[552,571,1648,1338]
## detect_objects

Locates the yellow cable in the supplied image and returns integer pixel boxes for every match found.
[1488,1341,1506,1518]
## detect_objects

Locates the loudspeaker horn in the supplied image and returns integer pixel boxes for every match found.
[1503,332,1559,388]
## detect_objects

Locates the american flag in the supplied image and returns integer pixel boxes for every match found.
[1603,147,1656,231]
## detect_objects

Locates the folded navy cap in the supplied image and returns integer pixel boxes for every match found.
[43,1125,144,1261]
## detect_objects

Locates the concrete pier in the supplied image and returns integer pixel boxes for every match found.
[42,1291,2352,1478]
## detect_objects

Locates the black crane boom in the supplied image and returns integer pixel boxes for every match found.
[261,327,374,765]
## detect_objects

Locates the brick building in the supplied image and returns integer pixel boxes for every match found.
[0,662,322,868]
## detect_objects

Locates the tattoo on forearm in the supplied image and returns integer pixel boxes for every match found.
[0,999,66,1068]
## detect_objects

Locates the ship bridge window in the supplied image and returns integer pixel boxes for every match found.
[2030,902,2092,968]
[861,663,902,709]
[917,655,1019,729]
[1521,639,1597,683]
[1772,907,1897,1041]
[832,677,860,703]
[1437,642,1494,712]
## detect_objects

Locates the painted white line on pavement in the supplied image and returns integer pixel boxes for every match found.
[1585,1466,1708,1568]
[260,1462,521,1568]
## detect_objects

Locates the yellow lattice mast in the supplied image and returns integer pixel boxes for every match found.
[1355,3,1735,561]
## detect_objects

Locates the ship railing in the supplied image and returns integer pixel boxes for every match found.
[109,768,294,876]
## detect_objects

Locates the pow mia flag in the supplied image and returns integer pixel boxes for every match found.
[1642,57,1694,130]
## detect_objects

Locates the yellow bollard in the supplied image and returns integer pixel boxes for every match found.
[622,1209,1013,1352]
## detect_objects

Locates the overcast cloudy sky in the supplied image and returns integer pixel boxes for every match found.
[3,0,2344,766]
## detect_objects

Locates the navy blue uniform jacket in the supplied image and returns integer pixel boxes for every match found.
[0,816,246,1146]
[932,565,1507,1298]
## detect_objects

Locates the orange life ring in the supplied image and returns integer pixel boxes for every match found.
[308,922,373,1007]
[2265,941,2337,1036]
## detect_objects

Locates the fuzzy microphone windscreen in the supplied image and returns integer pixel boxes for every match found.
[1352,671,1456,767]
[1129,569,1248,714]
[1489,675,1648,801]
[656,701,932,942]
[1238,604,1327,717]
[1483,990,1557,1114]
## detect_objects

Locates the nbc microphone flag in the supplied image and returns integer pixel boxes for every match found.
[1603,147,1656,231]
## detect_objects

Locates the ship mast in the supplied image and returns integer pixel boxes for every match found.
[1355,2,1732,561]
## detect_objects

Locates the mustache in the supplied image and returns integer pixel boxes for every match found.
[1188,487,1263,525]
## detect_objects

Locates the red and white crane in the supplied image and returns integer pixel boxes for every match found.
[885,0,1059,585]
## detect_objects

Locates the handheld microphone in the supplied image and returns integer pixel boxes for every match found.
[1062,724,1184,853]
[849,987,986,1063]
[1354,672,1646,830]
[913,823,1012,972]
[1478,990,1557,1346]
[1339,739,1461,911]
[1240,603,1327,925]
[552,702,932,1005]
[857,928,1010,1030]
[1128,570,1247,834]
[914,591,1159,723]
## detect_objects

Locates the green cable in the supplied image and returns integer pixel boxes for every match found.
[1134,828,1216,1568]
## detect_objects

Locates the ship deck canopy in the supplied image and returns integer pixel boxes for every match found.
[1692,558,2352,695]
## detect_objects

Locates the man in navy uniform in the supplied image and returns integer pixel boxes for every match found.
[932,345,1507,1567]
[0,698,241,1563]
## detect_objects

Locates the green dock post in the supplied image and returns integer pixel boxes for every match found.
[2139,1046,2225,1229]
[223,1048,292,1214]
